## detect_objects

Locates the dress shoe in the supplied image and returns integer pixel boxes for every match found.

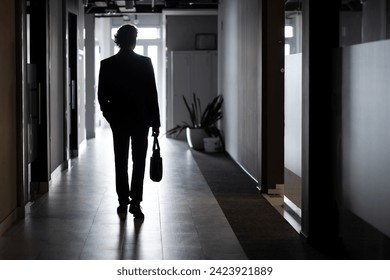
[129,204,144,219]
[117,205,128,219]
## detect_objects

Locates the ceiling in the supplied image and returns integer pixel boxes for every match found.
[84,0,219,15]
[85,0,361,17]
[285,0,364,12]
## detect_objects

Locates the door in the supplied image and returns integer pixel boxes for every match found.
[68,13,78,158]
[112,25,163,129]
[27,0,50,197]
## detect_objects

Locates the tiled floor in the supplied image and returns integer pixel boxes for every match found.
[0,127,247,260]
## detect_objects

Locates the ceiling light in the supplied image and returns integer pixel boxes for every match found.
[95,1,107,7]
[119,6,136,12]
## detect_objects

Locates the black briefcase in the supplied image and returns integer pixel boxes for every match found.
[150,135,163,182]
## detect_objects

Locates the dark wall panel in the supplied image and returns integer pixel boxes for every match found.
[49,1,65,172]
[166,15,218,51]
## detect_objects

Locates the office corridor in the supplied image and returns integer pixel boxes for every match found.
[0,127,248,260]
[0,127,327,260]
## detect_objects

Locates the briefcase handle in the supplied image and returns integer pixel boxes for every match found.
[152,135,160,152]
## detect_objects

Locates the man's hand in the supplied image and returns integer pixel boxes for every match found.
[152,127,160,137]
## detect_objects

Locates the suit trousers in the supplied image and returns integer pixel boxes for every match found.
[110,124,149,206]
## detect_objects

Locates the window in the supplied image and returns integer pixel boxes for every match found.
[137,27,160,39]
[284,26,294,55]
[112,27,161,54]
[339,0,390,46]
[285,44,291,56]
[285,12,302,55]
[110,25,162,92]
[285,26,293,38]
[111,27,160,41]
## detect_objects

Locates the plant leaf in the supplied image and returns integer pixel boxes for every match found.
[183,95,196,127]
[167,93,224,139]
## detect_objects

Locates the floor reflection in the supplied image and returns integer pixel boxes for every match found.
[0,127,247,260]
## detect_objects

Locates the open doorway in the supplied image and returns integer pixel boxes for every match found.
[94,15,164,131]
[284,3,303,229]
[112,25,163,125]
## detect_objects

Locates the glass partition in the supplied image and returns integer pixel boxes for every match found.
[340,0,390,47]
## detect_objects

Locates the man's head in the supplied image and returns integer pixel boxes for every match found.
[114,24,138,50]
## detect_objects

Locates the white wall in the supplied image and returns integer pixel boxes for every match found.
[219,0,239,159]
[340,39,390,237]
[95,17,113,60]
[284,54,302,177]
[94,18,113,128]
[284,53,302,210]
[219,0,262,180]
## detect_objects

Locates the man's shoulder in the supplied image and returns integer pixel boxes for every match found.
[133,52,151,62]
[101,55,117,64]
[100,52,151,68]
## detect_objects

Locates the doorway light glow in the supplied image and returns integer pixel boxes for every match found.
[285,26,293,38]
[111,27,161,40]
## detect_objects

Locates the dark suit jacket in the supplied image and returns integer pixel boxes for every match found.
[98,49,161,128]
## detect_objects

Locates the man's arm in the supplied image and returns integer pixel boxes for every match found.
[145,57,161,131]
[97,61,112,122]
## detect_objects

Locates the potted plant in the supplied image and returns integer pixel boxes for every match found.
[166,93,224,151]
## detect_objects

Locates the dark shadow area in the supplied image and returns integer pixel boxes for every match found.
[191,149,329,260]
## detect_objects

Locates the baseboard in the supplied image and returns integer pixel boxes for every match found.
[284,195,302,218]
[51,160,70,181]
[268,184,284,195]
[262,185,301,234]
[225,151,259,187]
[30,181,50,201]
[0,208,19,237]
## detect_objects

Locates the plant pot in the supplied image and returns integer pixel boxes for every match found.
[203,137,222,152]
[186,127,208,150]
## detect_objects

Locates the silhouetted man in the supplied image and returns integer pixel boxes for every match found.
[98,24,160,219]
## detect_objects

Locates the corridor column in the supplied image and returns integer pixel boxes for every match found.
[301,0,342,256]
